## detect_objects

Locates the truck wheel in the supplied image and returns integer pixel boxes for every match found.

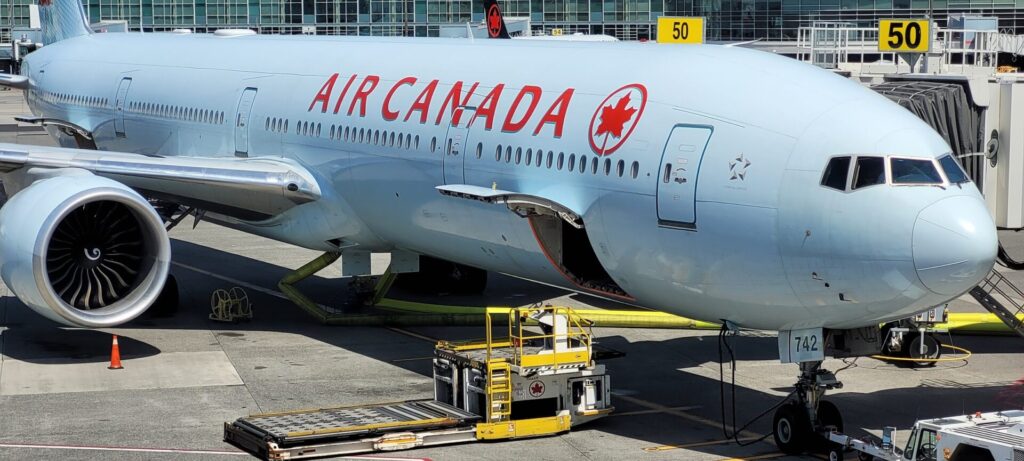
[907,333,940,367]
[773,403,811,455]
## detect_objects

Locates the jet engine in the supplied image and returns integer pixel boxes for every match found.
[0,173,171,327]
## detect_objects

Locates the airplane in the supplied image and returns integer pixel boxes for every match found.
[0,0,997,455]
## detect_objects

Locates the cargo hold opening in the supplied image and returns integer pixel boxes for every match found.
[528,214,631,300]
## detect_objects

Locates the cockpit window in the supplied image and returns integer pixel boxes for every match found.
[852,156,886,190]
[938,155,970,184]
[891,158,943,185]
[821,156,851,191]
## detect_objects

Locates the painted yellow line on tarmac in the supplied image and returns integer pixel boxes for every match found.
[613,393,769,443]
[612,405,702,417]
[386,327,438,343]
[643,436,759,451]
[719,452,785,460]
[390,356,433,363]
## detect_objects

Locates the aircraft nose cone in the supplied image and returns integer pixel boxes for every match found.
[913,196,997,296]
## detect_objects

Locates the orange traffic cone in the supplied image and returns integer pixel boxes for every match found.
[108,335,123,370]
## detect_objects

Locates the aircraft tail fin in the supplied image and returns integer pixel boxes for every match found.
[39,0,92,45]
[483,0,511,39]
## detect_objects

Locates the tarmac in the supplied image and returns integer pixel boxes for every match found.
[0,88,1022,461]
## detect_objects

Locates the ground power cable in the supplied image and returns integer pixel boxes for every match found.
[717,325,795,447]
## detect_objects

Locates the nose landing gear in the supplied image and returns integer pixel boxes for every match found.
[772,360,844,456]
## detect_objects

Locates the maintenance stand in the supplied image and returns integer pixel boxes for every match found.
[223,306,613,459]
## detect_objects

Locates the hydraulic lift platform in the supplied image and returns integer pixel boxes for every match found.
[224,306,613,460]
[223,399,481,459]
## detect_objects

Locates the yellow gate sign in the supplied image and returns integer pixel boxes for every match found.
[878,19,930,52]
[657,17,704,44]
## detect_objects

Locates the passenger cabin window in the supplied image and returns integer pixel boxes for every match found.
[852,156,885,190]
[938,155,970,184]
[821,156,851,191]
[891,158,942,185]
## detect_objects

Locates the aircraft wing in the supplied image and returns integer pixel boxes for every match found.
[0,143,321,221]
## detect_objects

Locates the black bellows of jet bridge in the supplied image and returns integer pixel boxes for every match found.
[870,79,986,189]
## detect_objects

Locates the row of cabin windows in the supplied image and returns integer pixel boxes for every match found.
[260,118,641,182]
[129,101,225,125]
[267,116,425,151]
[486,143,640,179]
[42,91,108,108]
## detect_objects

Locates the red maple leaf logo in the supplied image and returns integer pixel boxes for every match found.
[594,94,637,139]
[530,382,544,395]
[487,6,501,37]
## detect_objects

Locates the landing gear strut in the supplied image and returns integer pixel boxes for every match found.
[773,361,844,456]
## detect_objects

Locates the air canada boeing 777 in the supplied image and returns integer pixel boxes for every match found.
[0,0,1000,453]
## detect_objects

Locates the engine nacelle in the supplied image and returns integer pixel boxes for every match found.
[0,173,171,327]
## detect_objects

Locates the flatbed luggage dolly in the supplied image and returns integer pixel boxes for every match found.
[224,306,614,459]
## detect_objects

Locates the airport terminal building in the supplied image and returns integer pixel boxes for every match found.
[0,0,1021,44]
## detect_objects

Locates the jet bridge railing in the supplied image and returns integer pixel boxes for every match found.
[796,24,1001,72]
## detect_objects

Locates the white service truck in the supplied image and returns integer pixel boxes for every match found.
[832,410,1024,461]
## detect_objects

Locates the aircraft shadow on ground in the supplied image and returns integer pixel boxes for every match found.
[2,238,1023,457]
[0,319,162,364]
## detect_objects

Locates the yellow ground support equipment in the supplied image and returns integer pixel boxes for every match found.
[223,306,613,459]
[208,287,253,323]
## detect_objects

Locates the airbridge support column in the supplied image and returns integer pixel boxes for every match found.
[995,77,1024,228]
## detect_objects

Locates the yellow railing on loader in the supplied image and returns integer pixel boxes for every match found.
[436,306,593,370]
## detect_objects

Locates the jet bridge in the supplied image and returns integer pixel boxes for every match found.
[871,79,986,188]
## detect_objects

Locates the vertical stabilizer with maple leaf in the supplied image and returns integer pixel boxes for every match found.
[483,0,511,39]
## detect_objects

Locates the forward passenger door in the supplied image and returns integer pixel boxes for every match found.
[656,125,713,229]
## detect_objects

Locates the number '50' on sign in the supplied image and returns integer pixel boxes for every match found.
[878,19,930,52]
[656,17,704,44]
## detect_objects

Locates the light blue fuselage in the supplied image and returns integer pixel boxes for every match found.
[20,32,997,330]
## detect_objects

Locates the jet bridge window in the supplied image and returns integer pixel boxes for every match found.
[891,158,942,185]
[938,155,970,184]
[821,156,851,191]
[852,156,885,190]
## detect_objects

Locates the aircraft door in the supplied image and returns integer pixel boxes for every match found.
[234,87,258,157]
[443,106,475,184]
[114,77,132,137]
[656,126,712,228]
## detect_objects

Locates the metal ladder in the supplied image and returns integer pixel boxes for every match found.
[486,359,512,422]
[969,269,1024,337]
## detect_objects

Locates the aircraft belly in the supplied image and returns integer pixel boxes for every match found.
[341,153,568,287]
